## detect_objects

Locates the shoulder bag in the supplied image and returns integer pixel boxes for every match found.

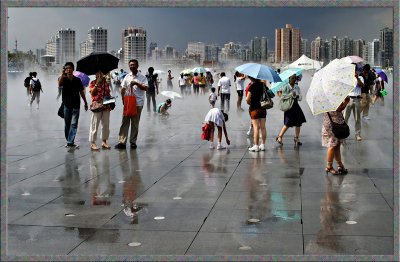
[260,84,274,109]
[90,83,106,112]
[279,94,294,112]
[123,85,137,116]
[327,112,350,139]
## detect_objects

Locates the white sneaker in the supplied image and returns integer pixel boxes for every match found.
[259,144,265,151]
[217,144,226,150]
[209,144,215,149]
[356,135,362,141]
[249,145,259,152]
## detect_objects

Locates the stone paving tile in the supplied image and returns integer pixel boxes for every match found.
[200,208,302,234]
[69,229,196,255]
[187,232,303,255]
[304,234,393,255]
[7,225,96,256]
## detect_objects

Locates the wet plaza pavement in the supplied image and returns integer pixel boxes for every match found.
[4,71,396,259]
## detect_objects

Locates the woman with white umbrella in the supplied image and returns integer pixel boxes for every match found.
[276,74,306,147]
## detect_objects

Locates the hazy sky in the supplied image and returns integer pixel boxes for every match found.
[7,7,393,53]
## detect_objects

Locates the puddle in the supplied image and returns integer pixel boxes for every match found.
[247,218,260,223]
[128,242,142,247]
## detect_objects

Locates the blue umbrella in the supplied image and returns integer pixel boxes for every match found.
[192,67,207,74]
[375,68,388,83]
[270,68,303,94]
[119,71,128,81]
[235,63,282,82]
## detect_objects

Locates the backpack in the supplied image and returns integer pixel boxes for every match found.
[32,79,42,92]
[24,77,31,88]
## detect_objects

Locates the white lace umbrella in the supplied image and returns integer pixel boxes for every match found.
[306,59,356,115]
[160,91,182,99]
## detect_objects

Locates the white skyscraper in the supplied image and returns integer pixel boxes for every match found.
[46,28,75,65]
[80,27,108,58]
[122,27,147,65]
[187,42,206,65]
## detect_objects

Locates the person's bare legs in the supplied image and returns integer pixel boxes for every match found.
[252,119,260,146]
[260,118,266,145]
[277,125,289,144]
[325,146,337,174]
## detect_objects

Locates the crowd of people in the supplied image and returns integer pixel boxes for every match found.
[23,58,386,175]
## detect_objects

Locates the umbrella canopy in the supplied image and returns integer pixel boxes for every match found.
[160,91,182,99]
[342,55,364,64]
[192,67,207,74]
[180,69,192,75]
[306,60,356,116]
[235,63,282,82]
[76,52,119,76]
[270,68,303,94]
[119,71,128,80]
[375,68,388,83]
[73,71,90,87]
[154,70,165,75]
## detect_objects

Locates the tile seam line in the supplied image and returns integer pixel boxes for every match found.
[184,147,248,254]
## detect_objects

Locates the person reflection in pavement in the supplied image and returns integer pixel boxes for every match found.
[246,157,268,223]
[59,152,84,205]
[314,176,346,253]
[90,153,115,206]
[120,150,145,224]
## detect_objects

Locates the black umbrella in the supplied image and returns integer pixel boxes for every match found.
[76,52,119,76]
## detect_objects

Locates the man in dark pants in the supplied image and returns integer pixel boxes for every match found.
[58,62,88,149]
[145,67,159,113]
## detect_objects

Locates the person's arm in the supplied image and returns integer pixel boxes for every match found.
[246,91,251,105]
[222,122,230,145]
[155,77,159,94]
[79,90,88,111]
[336,96,350,112]
[356,74,364,88]
[58,68,66,87]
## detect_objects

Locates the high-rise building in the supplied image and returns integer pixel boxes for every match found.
[352,39,365,58]
[165,45,174,59]
[320,40,330,66]
[187,42,206,64]
[311,37,322,61]
[301,38,310,57]
[148,42,157,58]
[261,37,268,61]
[122,26,147,64]
[380,27,393,67]
[371,39,380,66]
[250,37,261,61]
[46,28,75,65]
[205,44,219,65]
[337,36,353,58]
[275,24,301,63]
[80,27,108,58]
[329,36,338,61]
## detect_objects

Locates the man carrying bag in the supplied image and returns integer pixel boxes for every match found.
[115,59,148,150]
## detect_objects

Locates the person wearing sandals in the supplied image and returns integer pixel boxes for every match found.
[276,74,306,147]
[322,97,350,175]
[88,70,113,151]
[246,76,267,152]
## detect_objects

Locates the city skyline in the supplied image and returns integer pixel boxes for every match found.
[7,7,392,53]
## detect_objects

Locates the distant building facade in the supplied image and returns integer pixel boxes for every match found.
[122,26,147,64]
[275,24,301,63]
[46,28,75,65]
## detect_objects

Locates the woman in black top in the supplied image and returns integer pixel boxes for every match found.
[246,76,267,152]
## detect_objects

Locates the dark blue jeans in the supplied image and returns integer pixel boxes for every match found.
[64,105,80,145]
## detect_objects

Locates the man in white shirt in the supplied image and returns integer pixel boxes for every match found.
[217,72,231,111]
[344,68,365,141]
[115,59,148,149]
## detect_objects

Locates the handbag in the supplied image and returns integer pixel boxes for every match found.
[327,112,350,139]
[201,122,213,141]
[279,94,294,112]
[260,84,274,109]
[57,102,64,118]
[103,96,116,110]
[90,82,106,112]
[123,86,137,116]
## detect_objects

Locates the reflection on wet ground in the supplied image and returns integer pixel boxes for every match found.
[5,72,395,257]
